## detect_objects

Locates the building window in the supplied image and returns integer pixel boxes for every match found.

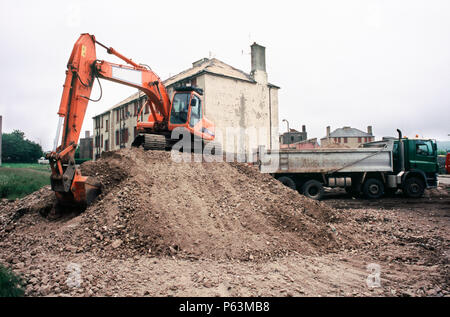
[134,126,137,138]
[116,130,119,145]
[94,135,100,147]
[358,137,362,143]
[101,134,103,148]
[105,139,109,151]
[344,137,348,143]
[105,119,109,132]
[338,137,341,143]
[101,116,103,129]
[145,104,149,114]
[134,102,138,116]
[121,128,129,144]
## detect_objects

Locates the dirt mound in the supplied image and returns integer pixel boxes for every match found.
[0,186,56,231]
[1,148,348,261]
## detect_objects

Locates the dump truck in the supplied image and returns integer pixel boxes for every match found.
[256,130,439,200]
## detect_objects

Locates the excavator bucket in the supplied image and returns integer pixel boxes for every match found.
[53,170,101,209]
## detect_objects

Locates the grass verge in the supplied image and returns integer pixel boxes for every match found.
[0,166,50,200]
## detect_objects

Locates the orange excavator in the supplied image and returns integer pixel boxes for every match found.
[47,33,215,207]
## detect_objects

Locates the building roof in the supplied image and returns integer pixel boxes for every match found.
[328,127,373,138]
[164,58,256,87]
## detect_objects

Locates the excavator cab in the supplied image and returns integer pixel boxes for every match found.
[168,87,215,142]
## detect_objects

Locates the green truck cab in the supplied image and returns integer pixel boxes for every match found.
[392,136,439,197]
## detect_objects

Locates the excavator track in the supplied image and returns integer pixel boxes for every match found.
[143,134,168,151]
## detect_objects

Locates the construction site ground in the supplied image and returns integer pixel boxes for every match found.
[0,148,448,297]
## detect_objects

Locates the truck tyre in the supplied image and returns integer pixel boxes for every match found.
[277,176,296,190]
[301,180,324,200]
[403,177,425,198]
[362,178,384,199]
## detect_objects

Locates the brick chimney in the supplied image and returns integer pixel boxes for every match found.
[367,126,373,135]
[250,43,267,84]
[302,125,306,133]
[326,126,331,137]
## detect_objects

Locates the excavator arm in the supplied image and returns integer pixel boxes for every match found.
[47,33,171,207]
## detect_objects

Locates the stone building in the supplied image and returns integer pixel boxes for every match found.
[78,130,93,160]
[92,43,280,159]
[280,125,308,145]
[320,126,375,148]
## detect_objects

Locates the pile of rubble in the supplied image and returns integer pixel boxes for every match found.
[1,148,349,262]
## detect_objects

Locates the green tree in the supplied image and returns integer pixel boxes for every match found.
[1,130,44,163]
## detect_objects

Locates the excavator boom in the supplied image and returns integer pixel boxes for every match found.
[48,34,173,207]
[49,33,216,208]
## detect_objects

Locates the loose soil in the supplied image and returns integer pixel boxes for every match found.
[0,148,448,297]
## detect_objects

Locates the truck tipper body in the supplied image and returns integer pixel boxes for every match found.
[256,131,439,200]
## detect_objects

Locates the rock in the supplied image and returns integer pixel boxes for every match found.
[111,239,123,249]
[15,262,25,269]
[426,288,438,296]
[401,290,415,297]
[40,285,51,296]
[31,269,41,276]
[29,277,39,285]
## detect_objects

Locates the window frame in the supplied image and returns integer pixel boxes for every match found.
[189,95,202,127]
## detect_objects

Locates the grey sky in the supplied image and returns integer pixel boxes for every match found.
[1,0,449,151]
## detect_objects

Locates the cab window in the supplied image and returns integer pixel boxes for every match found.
[170,93,190,124]
[416,141,433,156]
[189,96,202,127]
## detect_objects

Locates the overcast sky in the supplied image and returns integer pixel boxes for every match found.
[1,0,449,150]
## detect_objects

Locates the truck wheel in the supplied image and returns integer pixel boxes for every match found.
[362,178,384,199]
[403,177,425,198]
[277,176,296,190]
[301,180,324,200]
